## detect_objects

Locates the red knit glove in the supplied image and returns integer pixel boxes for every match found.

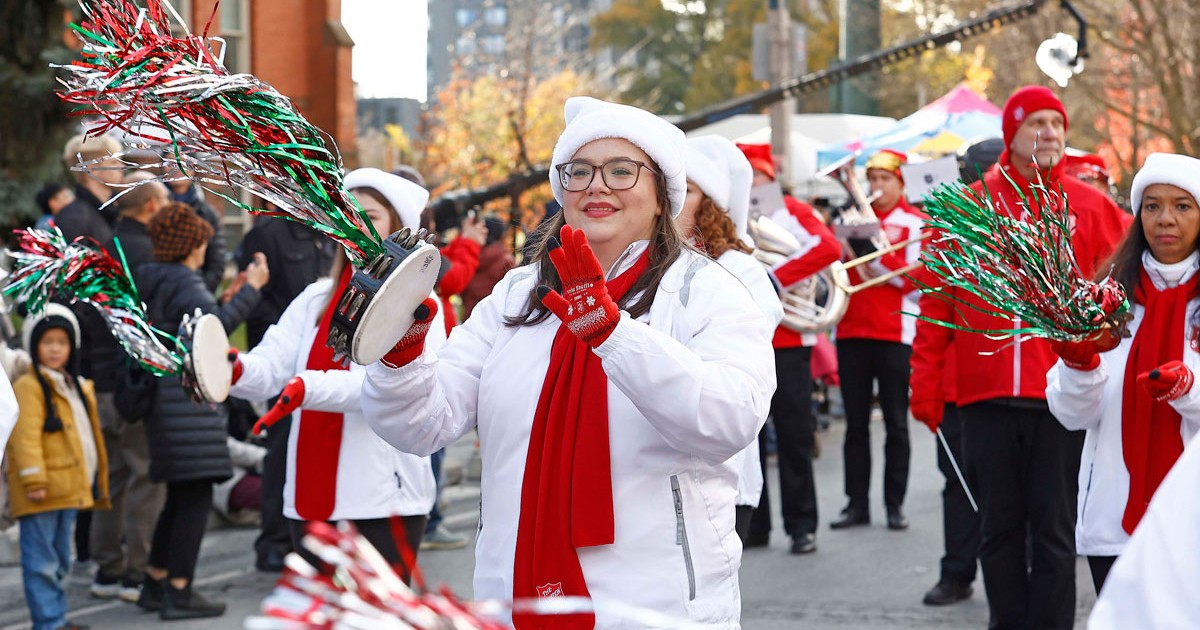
[252,376,305,436]
[228,348,244,385]
[1050,328,1121,371]
[536,225,621,348]
[381,297,439,369]
[910,397,944,434]
[1138,360,1195,403]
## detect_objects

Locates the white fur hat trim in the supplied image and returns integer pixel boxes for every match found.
[344,168,429,233]
[1130,153,1200,216]
[23,303,81,353]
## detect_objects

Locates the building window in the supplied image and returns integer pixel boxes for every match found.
[484,6,507,27]
[456,36,477,56]
[480,34,505,56]
[219,0,250,73]
[456,9,477,28]
[165,0,193,36]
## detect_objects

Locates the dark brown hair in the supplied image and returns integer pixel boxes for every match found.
[505,173,684,326]
[321,187,405,323]
[690,195,752,259]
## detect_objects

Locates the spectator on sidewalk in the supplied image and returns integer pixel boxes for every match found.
[89,174,170,603]
[165,177,226,293]
[34,184,74,232]
[7,305,110,630]
[235,209,333,572]
[460,217,516,321]
[134,204,267,620]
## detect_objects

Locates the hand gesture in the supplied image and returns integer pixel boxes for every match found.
[460,213,487,245]
[535,225,621,348]
[1050,327,1121,371]
[1138,360,1195,403]
[245,252,270,290]
[381,298,439,369]
[910,397,944,434]
[251,376,305,436]
[26,488,46,502]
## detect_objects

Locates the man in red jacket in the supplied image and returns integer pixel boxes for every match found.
[737,144,841,555]
[910,86,1131,629]
[830,149,928,532]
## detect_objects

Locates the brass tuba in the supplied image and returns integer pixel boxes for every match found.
[748,215,849,333]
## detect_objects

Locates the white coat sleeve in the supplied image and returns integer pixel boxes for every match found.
[0,363,17,464]
[230,282,325,402]
[1167,375,1200,433]
[593,272,776,465]
[301,297,450,415]
[362,284,497,457]
[1045,359,1107,432]
[1087,434,1200,629]
[720,251,784,328]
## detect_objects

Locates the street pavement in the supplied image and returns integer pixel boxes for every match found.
[0,417,1099,629]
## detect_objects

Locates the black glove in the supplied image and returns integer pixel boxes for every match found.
[847,237,877,258]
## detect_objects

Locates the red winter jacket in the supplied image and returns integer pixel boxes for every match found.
[768,197,842,349]
[835,199,928,345]
[437,237,482,335]
[910,152,1132,409]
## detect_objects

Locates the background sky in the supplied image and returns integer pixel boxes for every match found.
[343,0,428,101]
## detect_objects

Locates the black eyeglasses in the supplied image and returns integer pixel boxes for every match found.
[555,159,659,192]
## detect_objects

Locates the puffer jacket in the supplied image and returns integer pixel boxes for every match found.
[232,278,443,521]
[363,242,776,629]
[138,262,262,483]
[7,370,110,518]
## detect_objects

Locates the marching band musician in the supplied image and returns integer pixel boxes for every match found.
[910,86,1130,629]
[1046,153,1200,595]
[360,97,775,628]
[830,149,926,532]
[677,137,784,547]
[735,143,841,555]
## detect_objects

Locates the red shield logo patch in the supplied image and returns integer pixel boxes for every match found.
[540,583,566,597]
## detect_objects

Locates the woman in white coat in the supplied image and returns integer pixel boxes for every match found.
[1046,153,1200,594]
[230,169,443,581]
[362,97,775,629]
[678,136,783,544]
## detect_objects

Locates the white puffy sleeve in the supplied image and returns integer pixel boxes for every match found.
[231,280,328,402]
[1045,359,1108,432]
[593,263,776,464]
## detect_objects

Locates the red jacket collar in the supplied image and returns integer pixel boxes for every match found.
[996,149,1068,190]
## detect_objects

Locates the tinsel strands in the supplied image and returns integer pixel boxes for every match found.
[917,175,1127,341]
[55,0,382,265]
[4,229,184,376]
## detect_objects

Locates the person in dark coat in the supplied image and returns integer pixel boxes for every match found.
[134,204,268,620]
[234,212,332,572]
[166,178,227,293]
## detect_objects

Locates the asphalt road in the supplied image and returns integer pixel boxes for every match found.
[0,418,1099,629]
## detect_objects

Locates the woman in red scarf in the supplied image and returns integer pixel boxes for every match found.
[360,97,776,628]
[229,169,443,583]
[1047,152,1200,594]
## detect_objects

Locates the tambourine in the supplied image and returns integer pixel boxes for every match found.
[327,227,441,365]
[178,311,232,404]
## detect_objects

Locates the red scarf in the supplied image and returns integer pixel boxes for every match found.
[294,265,353,521]
[512,252,650,629]
[1120,268,1196,533]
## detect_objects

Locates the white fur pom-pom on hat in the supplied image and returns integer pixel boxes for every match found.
[1130,153,1200,215]
[344,168,430,233]
[549,97,688,217]
[686,136,754,241]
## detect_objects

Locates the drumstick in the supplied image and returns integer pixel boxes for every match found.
[937,427,978,513]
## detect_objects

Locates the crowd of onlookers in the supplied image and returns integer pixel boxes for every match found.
[0,131,517,629]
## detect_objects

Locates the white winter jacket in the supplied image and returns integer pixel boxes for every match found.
[232,278,443,521]
[1046,253,1200,556]
[362,242,776,629]
[1088,433,1200,629]
[717,249,784,507]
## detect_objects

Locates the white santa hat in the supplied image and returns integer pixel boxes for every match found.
[549,97,688,217]
[1130,153,1200,215]
[344,168,429,232]
[685,135,755,241]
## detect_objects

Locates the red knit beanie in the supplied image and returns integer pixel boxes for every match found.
[736,143,776,181]
[1002,85,1068,149]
